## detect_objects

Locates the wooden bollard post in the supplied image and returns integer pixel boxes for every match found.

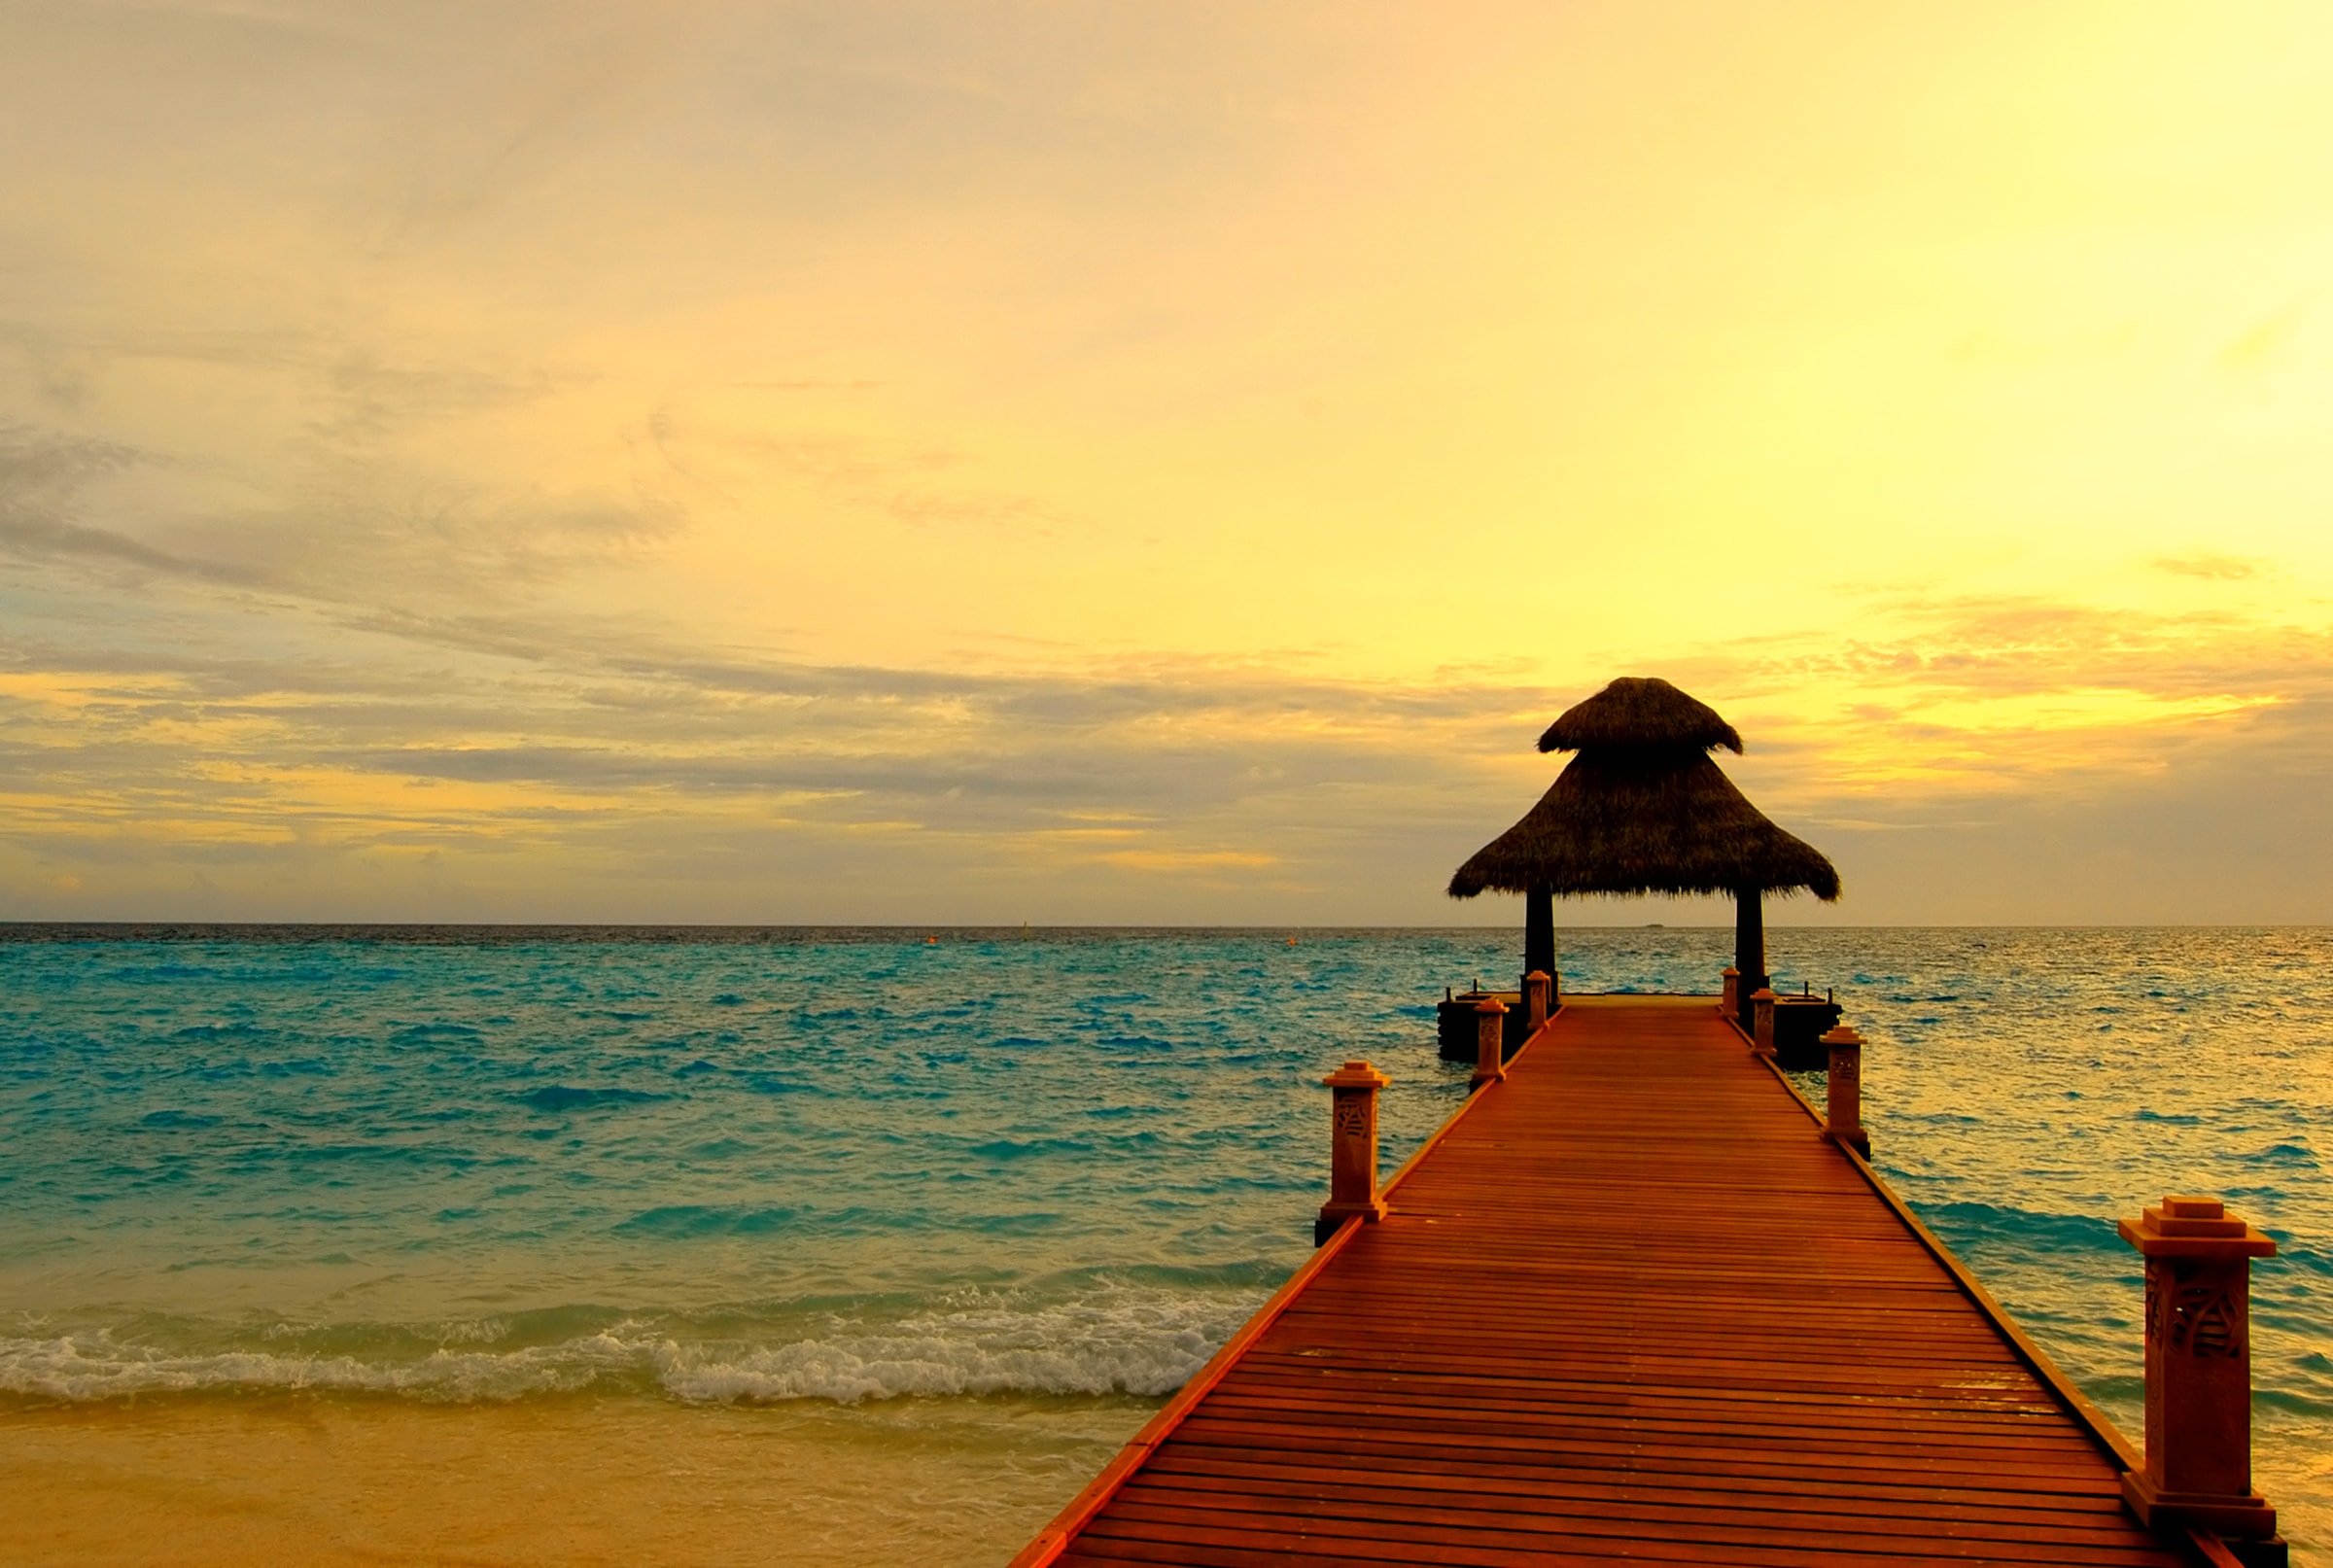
[2117,1196,2281,1551]
[1524,970,1550,1031]
[1721,966,1740,1018]
[1473,997,1508,1088]
[1750,988,1776,1058]
[1315,1061,1391,1244]
[1821,1025,1869,1158]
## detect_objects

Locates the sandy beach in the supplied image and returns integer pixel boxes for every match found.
[0,1392,1132,1567]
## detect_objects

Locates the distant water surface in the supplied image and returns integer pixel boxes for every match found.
[1,925,2325,1562]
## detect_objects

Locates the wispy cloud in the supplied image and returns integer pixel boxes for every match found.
[0,542,1562,918]
[2152,552,2272,581]
[10,555,2330,923]
[9,4,2333,923]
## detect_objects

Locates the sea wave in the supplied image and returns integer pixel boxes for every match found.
[0,1286,1264,1407]
[649,1290,1255,1404]
[0,1328,635,1403]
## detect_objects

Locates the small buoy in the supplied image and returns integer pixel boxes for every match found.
[1287,937,1297,947]
[926,935,937,945]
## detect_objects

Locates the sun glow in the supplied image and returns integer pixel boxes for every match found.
[5,3,2333,920]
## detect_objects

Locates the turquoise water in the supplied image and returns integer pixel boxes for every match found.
[2,926,2327,1555]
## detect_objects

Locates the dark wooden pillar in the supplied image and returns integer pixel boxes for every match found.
[1524,883,1554,990]
[1733,886,1766,1027]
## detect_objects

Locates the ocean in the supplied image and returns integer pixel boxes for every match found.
[1,925,2326,1564]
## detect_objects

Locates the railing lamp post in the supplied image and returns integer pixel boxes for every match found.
[2118,1196,2281,1559]
[1316,1061,1391,1244]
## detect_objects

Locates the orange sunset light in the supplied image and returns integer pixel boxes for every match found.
[4,2,2330,922]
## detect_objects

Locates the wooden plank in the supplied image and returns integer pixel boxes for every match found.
[1072,1511,2183,1568]
[1114,1475,2166,1548]
[1019,998,2179,1567]
[1099,1489,2179,1561]
[1159,1413,2132,1485]
[1141,1449,2148,1523]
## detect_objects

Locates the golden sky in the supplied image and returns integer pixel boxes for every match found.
[4,1,2331,922]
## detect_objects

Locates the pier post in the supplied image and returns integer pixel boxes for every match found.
[2117,1197,2282,1557]
[1473,997,1509,1088]
[1750,988,1776,1058]
[1821,1026,1869,1158]
[1316,1061,1391,1244]
[1721,966,1739,1018]
[1524,970,1550,1031]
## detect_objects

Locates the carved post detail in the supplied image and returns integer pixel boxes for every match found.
[1473,997,1509,1089]
[2117,1196,2281,1549]
[1750,988,1777,1059]
[1721,966,1740,1019]
[1524,970,1550,1031]
[1315,1061,1391,1244]
[1822,1025,1869,1158]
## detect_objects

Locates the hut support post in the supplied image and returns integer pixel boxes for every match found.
[1524,883,1554,995]
[2117,1197,2282,1559]
[1734,888,1766,1027]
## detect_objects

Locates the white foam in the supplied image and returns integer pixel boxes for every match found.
[651,1290,1264,1405]
[0,1328,636,1403]
[0,1288,1267,1406]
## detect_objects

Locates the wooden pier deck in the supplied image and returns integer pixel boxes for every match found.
[1017,995,2186,1568]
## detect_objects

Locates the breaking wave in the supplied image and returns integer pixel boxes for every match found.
[0,1285,1264,1407]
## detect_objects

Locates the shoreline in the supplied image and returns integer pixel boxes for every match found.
[1,1386,1140,1567]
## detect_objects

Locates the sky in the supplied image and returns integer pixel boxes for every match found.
[4,0,2332,925]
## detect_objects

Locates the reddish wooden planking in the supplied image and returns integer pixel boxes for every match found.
[1014,998,2182,1568]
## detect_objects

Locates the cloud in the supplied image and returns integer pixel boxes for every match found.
[730,429,1085,539]
[2152,552,2271,581]
[0,422,143,509]
[1089,848,1280,872]
[9,6,2333,923]
[1,400,689,620]
[0,424,235,578]
[9,420,2333,922]
[8,557,2333,923]
[1636,591,2333,863]
[0,512,217,578]
[0,537,1567,924]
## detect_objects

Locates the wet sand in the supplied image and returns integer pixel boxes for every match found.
[0,1393,1131,1566]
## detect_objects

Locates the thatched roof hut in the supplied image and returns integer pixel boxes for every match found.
[1450,678,1837,900]
[1448,678,1838,1003]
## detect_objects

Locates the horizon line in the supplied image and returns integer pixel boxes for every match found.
[3,921,2324,935]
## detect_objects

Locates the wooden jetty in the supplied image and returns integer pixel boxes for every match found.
[1014,996,2280,1568]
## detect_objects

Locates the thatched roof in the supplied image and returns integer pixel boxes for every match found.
[1538,677,1740,755]
[1449,751,1840,899]
[1449,678,1839,901]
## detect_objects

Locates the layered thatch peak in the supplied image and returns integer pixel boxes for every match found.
[1538,677,1742,755]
